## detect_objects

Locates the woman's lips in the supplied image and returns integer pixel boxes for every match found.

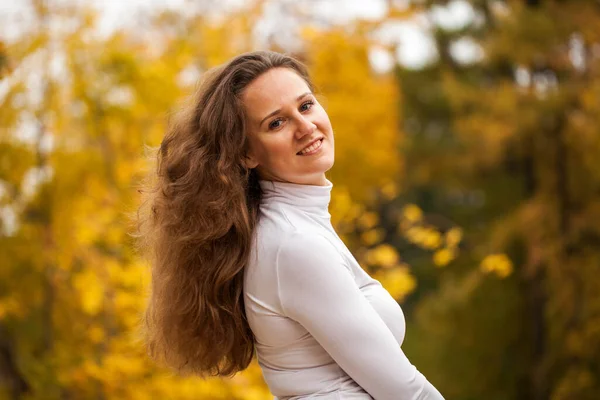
[297,138,324,156]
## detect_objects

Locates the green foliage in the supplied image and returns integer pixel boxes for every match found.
[397,1,600,399]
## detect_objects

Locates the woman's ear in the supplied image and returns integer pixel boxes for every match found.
[243,134,259,169]
[243,152,259,169]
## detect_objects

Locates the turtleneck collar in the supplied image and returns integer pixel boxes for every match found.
[258,178,333,218]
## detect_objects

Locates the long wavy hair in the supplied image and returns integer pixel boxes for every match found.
[134,51,313,377]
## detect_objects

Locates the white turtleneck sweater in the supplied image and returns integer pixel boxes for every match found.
[243,178,444,400]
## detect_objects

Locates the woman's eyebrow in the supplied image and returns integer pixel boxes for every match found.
[259,92,313,128]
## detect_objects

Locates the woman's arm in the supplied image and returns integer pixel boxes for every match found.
[275,231,444,400]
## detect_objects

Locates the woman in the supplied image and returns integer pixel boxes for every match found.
[136,50,444,399]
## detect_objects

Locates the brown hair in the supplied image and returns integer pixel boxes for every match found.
[133,51,313,377]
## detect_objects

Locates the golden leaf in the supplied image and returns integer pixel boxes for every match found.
[433,248,456,267]
[422,228,443,249]
[402,204,423,223]
[375,268,417,301]
[381,182,398,200]
[74,270,104,315]
[358,211,379,229]
[366,244,400,268]
[480,254,513,278]
[445,227,463,248]
[361,228,385,246]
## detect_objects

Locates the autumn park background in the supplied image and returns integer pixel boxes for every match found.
[1,0,600,399]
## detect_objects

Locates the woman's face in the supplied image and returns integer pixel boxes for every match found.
[241,67,335,186]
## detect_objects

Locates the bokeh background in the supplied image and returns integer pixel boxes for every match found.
[1,0,600,399]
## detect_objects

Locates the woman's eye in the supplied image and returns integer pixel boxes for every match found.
[300,101,314,112]
[268,119,283,130]
[267,102,313,130]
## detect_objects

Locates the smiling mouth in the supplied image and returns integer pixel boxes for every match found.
[297,138,324,155]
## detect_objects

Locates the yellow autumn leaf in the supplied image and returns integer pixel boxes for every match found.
[0,297,24,319]
[433,248,456,267]
[402,204,423,223]
[422,228,443,249]
[445,227,463,248]
[404,226,422,244]
[480,254,513,278]
[361,228,385,246]
[89,325,105,344]
[366,244,400,268]
[375,268,417,301]
[330,188,353,219]
[357,211,379,229]
[74,270,104,315]
[381,182,398,200]
[300,26,320,41]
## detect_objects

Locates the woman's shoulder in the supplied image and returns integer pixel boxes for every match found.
[254,219,334,259]
[256,203,305,238]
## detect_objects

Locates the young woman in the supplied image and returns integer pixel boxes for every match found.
[136,50,444,399]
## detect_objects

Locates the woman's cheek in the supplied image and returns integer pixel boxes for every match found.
[267,140,289,162]
[317,109,332,128]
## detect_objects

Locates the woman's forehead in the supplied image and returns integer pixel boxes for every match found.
[242,68,310,118]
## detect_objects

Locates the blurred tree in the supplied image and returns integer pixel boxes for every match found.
[0,41,10,78]
[0,0,423,399]
[0,1,273,399]
[394,1,600,399]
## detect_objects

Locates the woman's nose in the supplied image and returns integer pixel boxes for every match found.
[295,116,316,138]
